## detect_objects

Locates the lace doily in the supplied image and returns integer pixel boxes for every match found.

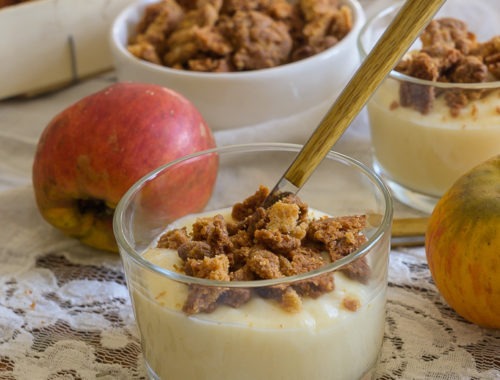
[0,187,498,380]
[0,187,145,380]
[380,250,499,379]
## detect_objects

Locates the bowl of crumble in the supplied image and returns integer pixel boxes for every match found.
[109,0,365,132]
[113,142,393,380]
[358,0,500,213]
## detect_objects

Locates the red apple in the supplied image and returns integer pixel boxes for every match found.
[32,82,217,253]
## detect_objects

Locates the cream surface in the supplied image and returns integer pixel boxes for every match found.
[368,79,500,197]
[132,210,386,380]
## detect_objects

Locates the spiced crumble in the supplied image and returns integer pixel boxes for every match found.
[127,0,353,72]
[394,18,500,116]
[156,185,370,315]
[0,0,33,8]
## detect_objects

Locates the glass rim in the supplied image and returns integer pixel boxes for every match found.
[113,142,393,288]
[357,1,500,90]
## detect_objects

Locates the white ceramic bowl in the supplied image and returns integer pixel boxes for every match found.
[110,0,365,131]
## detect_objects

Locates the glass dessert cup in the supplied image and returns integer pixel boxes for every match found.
[358,0,500,214]
[114,143,393,380]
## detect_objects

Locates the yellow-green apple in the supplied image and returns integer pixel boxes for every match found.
[425,154,500,328]
[32,82,217,253]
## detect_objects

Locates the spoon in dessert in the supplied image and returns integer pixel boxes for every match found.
[264,0,446,205]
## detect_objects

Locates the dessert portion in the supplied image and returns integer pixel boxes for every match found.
[133,186,386,379]
[127,0,353,72]
[395,18,500,116]
[367,18,500,198]
[157,185,370,314]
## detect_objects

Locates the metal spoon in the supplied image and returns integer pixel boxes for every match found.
[264,0,446,203]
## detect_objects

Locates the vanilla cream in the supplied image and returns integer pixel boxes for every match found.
[368,79,500,197]
[132,210,387,380]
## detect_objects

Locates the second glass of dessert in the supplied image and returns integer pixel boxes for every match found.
[358,0,500,213]
[114,143,393,380]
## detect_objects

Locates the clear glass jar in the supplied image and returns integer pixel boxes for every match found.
[114,143,393,380]
[358,0,500,213]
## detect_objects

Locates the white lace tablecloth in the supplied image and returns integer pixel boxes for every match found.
[1,2,499,377]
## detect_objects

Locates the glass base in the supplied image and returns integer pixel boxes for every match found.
[146,361,160,380]
[146,360,378,380]
[373,160,439,214]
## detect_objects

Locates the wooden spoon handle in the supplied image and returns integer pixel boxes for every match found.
[392,217,429,237]
[282,0,445,189]
[391,216,429,248]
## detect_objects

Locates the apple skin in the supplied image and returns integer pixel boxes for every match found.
[33,82,217,253]
[425,154,500,329]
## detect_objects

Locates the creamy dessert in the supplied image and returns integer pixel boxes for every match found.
[367,18,500,199]
[133,186,387,380]
[368,79,500,197]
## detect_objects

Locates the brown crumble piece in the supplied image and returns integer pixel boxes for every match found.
[470,103,478,119]
[341,256,371,284]
[157,227,189,249]
[397,52,438,114]
[155,290,167,300]
[394,17,500,116]
[157,185,370,315]
[389,100,400,110]
[480,36,500,78]
[279,287,302,313]
[127,0,353,72]
[342,296,360,312]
